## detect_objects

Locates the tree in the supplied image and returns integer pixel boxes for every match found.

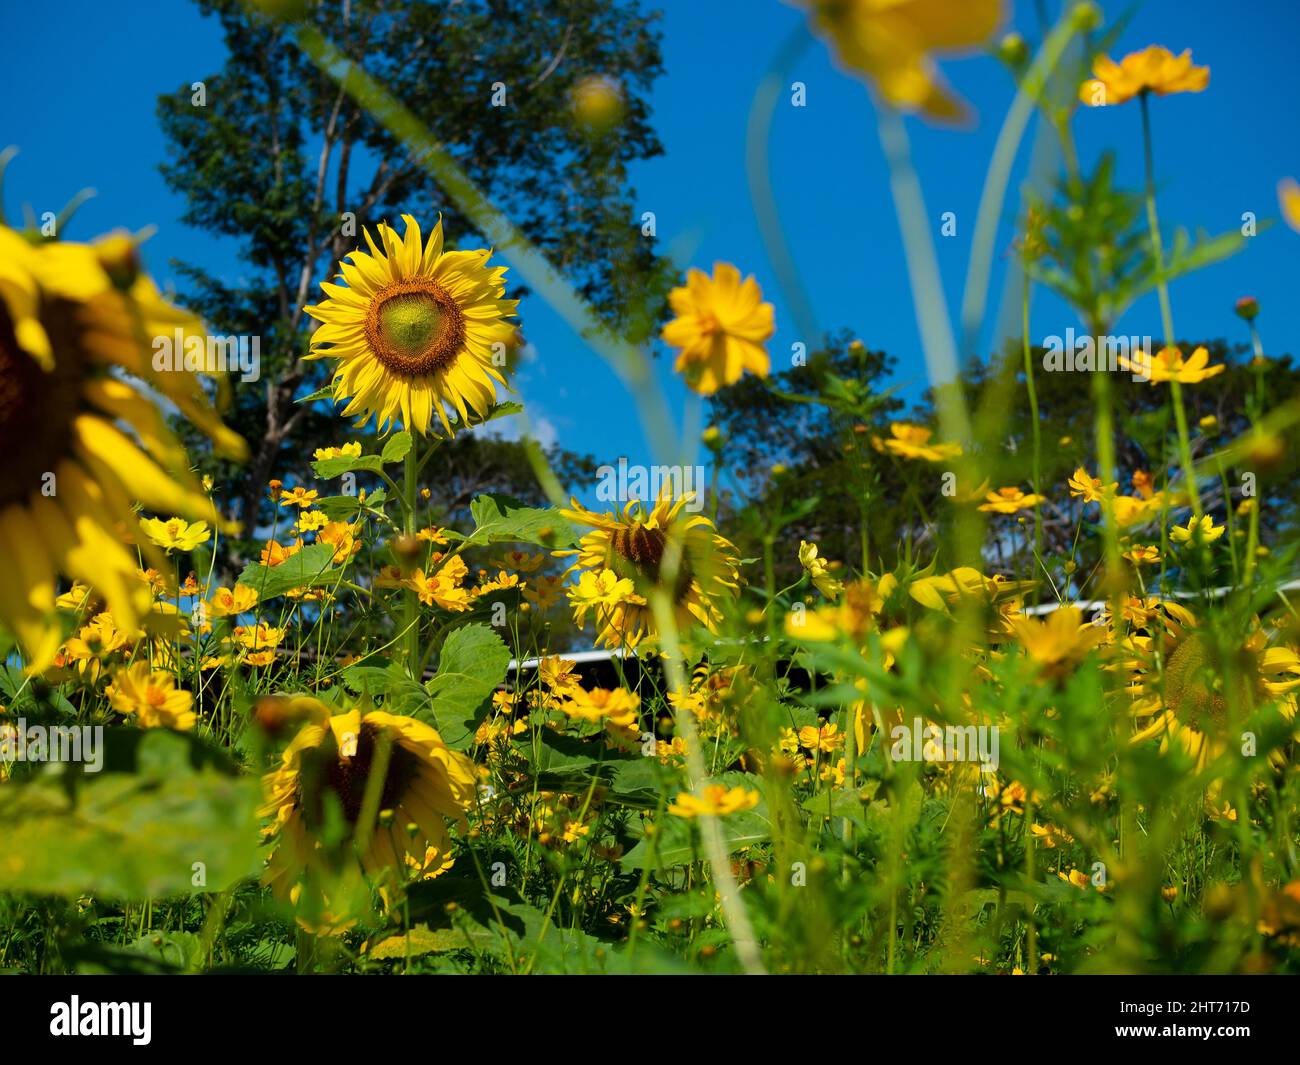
[157,0,671,554]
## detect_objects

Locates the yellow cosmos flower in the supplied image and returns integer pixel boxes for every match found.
[798,721,845,754]
[1171,514,1224,545]
[871,422,961,462]
[140,516,210,552]
[559,487,740,649]
[523,573,565,610]
[317,520,362,564]
[978,486,1045,514]
[407,556,472,612]
[798,539,843,598]
[793,0,1004,122]
[1006,607,1105,681]
[1125,545,1161,566]
[661,262,774,395]
[260,699,477,901]
[1279,178,1300,234]
[560,686,640,729]
[295,509,329,533]
[1067,467,1114,504]
[106,662,196,730]
[1079,45,1209,107]
[491,549,545,573]
[0,226,243,670]
[538,655,583,698]
[312,441,362,461]
[668,784,760,819]
[1120,345,1225,384]
[277,486,319,509]
[209,584,259,618]
[304,215,517,437]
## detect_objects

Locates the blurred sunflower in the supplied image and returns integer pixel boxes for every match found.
[559,487,740,648]
[0,226,244,672]
[304,215,517,437]
[1125,609,1300,770]
[261,699,477,899]
[792,0,1004,121]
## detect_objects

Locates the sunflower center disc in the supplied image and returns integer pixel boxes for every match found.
[0,299,81,508]
[365,279,467,378]
[379,294,444,354]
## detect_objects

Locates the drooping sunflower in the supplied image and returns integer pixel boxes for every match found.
[1124,607,1300,771]
[558,487,740,648]
[0,226,244,672]
[304,215,518,437]
[260,699,478,901]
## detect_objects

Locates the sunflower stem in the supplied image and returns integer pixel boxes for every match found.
[403,441,419,671]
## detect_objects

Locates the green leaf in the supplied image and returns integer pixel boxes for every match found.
[422,624,510,747]
[236,542,344,599]
[0,730,261,900]
[341,660,428,716]
[462,494,575,548]
[312,453,384,479]
[380,431,413,464]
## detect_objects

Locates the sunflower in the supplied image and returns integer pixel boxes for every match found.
[558,487,740,648]
[793,0,1005,122]
[0,226,244,672]
[261,699,478,901]
[304,215,517,437]
[1124,608,1300,771]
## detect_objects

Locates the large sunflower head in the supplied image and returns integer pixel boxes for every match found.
[260,698,478,901]
[1126,609,1300,771]
[304,215,518,437]
[0,225,244,672]
[558,486,740,648]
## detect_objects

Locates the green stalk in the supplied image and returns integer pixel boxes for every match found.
[402,442,419,670]
[1022,272,1043,561]
[1139,92,1201,518]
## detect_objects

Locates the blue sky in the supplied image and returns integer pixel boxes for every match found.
[4,0,1298,498]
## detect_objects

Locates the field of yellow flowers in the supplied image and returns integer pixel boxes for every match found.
[2,0,1300,990]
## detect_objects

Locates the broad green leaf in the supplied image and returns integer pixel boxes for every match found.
[380,431,412,464]
[422,623,510,747]
[236,542,344,599]
[462,494,575,548]
[312,453,383,479]
[0,730,261,900]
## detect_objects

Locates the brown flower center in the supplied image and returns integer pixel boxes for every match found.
[364,278,466,378]
[0,298,83,509]
[1164,634,1255,734]
[300,721,421,827]
[611,522,694,599]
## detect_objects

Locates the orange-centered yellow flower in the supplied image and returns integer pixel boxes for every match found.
[668,784,760,818]
[139,516,211,553]
[872,422,961,462]
[978,486,1044,514]
[662,263,774,395]
[1079,45,1209,107]
[1120,345,1225,384]
[106,662,196,730]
